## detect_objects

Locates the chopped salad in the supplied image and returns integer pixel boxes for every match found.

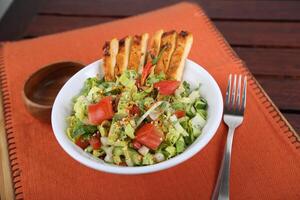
[67,70,208,166]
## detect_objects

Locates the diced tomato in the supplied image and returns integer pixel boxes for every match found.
[135,123,164,150]
[129,105,141,116]
[75,136,89,149]
[132,139,142,150]
[89,135,101,150]
[88,96,114,125]
[153,80,180,95]
[141,62,153,85]
[175,110,186,118]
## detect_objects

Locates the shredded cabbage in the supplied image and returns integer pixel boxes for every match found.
[73,95,88,122]
[67,69,209,166]
[190,113,206,137]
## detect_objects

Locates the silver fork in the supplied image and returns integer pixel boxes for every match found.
[212,74,247,200]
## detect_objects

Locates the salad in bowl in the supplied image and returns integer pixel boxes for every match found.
[68,70,208,166]
[52,29,223,173]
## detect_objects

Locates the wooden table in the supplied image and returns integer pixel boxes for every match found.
[0,0,299,199]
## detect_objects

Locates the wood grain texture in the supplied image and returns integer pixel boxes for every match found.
[256,77,300,110]
[39,0,182,16]
[234,48,300,76]
[25,16,300,49]
[284,113,300,133]
[215,21,300,47]
[24,15,116,37]
[40,0,300,21]
[0,0,45,40]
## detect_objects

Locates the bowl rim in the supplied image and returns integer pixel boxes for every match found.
[51,59,223,174]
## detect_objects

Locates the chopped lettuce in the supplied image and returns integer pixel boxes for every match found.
[146,72,165,86]
[132,91,148,101]
[124,147,142,166]
[82,77,101,96]
[67,69,209,166]
[86,86,102,103]
[171,101,185,110]
[73,95,88,121]
[165,146,176,158]
[175,81,190,98]
[92,149,103,157]
[68,116,97,139]
[165,126,180,145]
[190,113,206,137]
[112,146,124,165]
[119,70,137,88]
[108,120,121,142]
[175,137,186,153]
[186,105,196,118]
[188,89,201,104]
[142,153,154,165]
[194,98,207,110]
[117,90,131,115]
[143,97,155,108]
[97,120,111,137]
[84,146,93,153]
[124,123,135,139]
[169,115,189,137]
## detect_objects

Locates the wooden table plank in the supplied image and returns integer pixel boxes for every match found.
[256,77,300,111]
[215,21,300,48]
[39,0,181,17]
[234,47,300,76]
[25,16,300,48]
[200,0,300,21]
[40,0,300,21]
[0,0,46,40]
[24,15,116,37]
[284,113,300,133]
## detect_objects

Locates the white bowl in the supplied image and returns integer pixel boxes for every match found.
[51,59,223,174]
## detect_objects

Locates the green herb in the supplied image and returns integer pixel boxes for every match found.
[72,121,97,138]
[152,45,168,65]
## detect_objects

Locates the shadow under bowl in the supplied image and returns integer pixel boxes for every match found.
[23,61,85,122]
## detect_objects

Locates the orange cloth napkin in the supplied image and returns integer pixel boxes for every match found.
[1,2,299,200]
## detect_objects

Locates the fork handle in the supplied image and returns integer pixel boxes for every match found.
[212,127,235,200]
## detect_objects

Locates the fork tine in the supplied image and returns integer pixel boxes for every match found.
[231,74,237,108]
[236,75,242,109]
[242,76,247,110]
[225,74,232,107]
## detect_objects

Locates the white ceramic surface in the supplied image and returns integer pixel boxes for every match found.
[51,59,223,174]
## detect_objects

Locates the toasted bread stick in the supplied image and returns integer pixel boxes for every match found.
[128,33,149,73]
[155,31,177,74]
[115,36,132,76]
[147,29,164,62]
[166,31,193,80]
[102,38,119,81]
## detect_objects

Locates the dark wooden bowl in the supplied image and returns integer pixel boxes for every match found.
[23,61,85,123]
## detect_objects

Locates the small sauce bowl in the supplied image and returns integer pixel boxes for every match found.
[23,61,85,123]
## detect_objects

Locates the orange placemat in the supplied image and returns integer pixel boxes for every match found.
[1,2,299,200]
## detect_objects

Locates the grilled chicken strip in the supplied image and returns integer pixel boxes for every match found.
[166,31,193,80]
[128,33,149,73]
[115,36,132,76]
[102,38,119,81]
[155,30,177,74]
[147,29,164,62]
